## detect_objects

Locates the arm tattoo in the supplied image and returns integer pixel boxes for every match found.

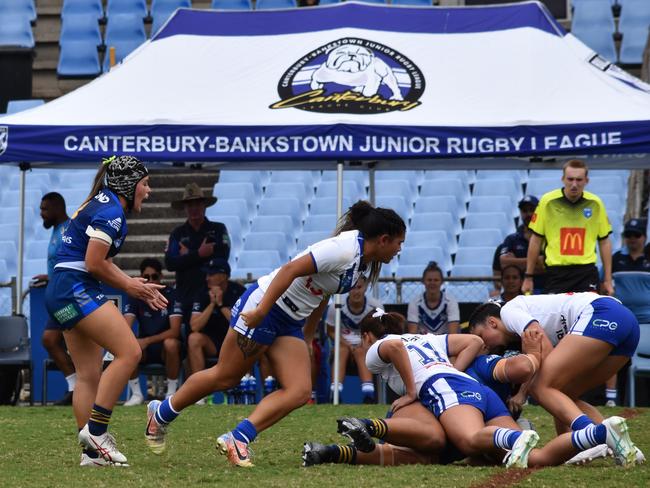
[236,334,264,359]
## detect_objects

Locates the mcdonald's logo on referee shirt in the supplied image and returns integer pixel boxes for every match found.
[560,227,585,255]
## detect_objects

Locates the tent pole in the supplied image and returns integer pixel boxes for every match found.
[332,160,344,405]
[16,162,29,315]
[368,162,376,206]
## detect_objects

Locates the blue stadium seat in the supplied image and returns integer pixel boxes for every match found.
[446,283,490,303]
[210,214,243,253]
[0,15,35,48]
[450,264,493,278]
[473,179,522,206]
[356,0,388,4]
[61,189,90,208]
[321,170,367,188]
[250,215,295,248]
[58,41,101,77]
[257,197,303,227]
[60,14,103,46]
[467,195,516,219]
[315,180,363,200]
[375,195,412,223]
[1,189,42,209]
[302,214,337,233]
[0,241,17,273]
[104,13,146,48]
[269,170,319,193]
[571,26,617,62]
[231,267,271,280]
[599,193,625,215]
[571,1,615,33]
[455,246,495,267]
[425,170,475,186]
[619,0,650,64]
[26,240,49,260]
[264,182,313,205]
[218,171,267,195]
[395,264,429,278]
[237,249,282,270]
[376,179,417,206]
[106,0,148,18]
[375,171,424,193]
[62,0,104,21]
[310,197,352,216]
[476,169,528,187]
[458,229,503,248]
[207,198,250,232]
[243,232,291,262]
[6,99,43,114]
[587,176,626,195]
[464,212,514,237]
[420,178,470,205]
[409,212,458,253]
[0,0,36,23]
[403,230,449,250]
[392,0,432,5]
[317,0,341,4]
[9,173,51,193]
[103,39,144,71]
[151,1,191,35]
[526,177,559,197]
[211,0,253,9]
[213,182,259,214]
[296,231,330,250]
[415,195,464,220]
[256,0,297,9]
[528,169,561,179]
[152,0,191,9]
[399,246,450,274]
[590,169,630,179]
[0,207,36,231]
[0,259,8,282]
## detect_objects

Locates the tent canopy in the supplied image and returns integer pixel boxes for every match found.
[2,1,650,165]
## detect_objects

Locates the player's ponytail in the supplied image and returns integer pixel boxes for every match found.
[335,200,406,284]
[78,159,110,209]
[360,310,406,338]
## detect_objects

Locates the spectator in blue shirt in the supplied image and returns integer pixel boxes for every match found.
[123,258,183,406]
[37,192,75,405]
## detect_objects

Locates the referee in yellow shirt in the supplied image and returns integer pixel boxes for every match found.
[522,159,614,295]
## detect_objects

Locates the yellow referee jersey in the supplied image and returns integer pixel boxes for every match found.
[529,189,612,266]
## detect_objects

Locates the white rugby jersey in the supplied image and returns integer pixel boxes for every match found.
[325,295,383,345]
[366,333,474,396]
[501,293,620,346]
[407,291,460,334]
[258,230,367,320]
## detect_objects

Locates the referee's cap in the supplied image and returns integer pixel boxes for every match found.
[624,218,647,236]
[518,195,539,209]
[203,258,231,276]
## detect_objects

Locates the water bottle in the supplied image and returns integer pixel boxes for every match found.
[226,388,237,405]
[248,375,257,405]
[240,375,250,405]
[264,376,276,396]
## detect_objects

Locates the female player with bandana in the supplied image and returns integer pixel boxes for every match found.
[45,156,167,467]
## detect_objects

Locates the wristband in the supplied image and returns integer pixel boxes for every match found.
[524,273,534,278]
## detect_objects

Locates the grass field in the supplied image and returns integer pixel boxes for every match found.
[0,404,649,487]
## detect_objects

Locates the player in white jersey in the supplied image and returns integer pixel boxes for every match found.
[469,293,641,466]
[407,261,460,334]
[145,201,406,467]
[326,275,382,402]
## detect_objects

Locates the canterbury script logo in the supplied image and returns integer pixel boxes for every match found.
[560,227,585,255]
[95,192,110,204]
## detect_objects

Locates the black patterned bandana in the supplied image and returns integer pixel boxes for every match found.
[102,155,148,206]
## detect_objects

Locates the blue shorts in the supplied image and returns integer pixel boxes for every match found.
[45,268,108,330]
[230,283,305,346]
[570,297,640,357]
[420,373,511,422]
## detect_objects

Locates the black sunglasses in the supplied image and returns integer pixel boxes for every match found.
[142,273,160,281]
[624,232,644,239]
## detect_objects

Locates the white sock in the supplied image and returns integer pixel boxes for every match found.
[65,373,76,392]
[166,378,178,396]
[330,383,344,393]
[361,382,375,396]
[128,378,142,398]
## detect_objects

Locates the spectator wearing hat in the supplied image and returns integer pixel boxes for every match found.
[165,183,231,324]
[522,159,613,295]
[187,259,246,378]
[499,195,546,292]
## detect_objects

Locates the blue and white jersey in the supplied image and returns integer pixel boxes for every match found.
[501,293,619,346]
[55,189,128,273]
[258,230,367,320]
[407,291,460,334]
[47,219,69,276]
[325,295,383,346]
[366,333,474,397]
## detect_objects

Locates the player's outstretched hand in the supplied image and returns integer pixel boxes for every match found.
[128,277,168,310]
[240,307,264,329]
[391,392,417,413]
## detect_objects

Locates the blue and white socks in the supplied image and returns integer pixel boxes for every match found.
[232,418,258,444]
[493,428,522,450]
[155,397,180,425]
[572,423,607,451]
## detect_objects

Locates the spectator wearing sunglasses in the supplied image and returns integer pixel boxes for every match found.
[123,258,183,406]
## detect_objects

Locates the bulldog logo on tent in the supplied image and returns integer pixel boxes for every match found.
[0,127,7,156]
[271,38,424,114]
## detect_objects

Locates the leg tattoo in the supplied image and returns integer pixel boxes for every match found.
[237,334,264,359]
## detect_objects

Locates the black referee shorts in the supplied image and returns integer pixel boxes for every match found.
[543,264,599,294]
